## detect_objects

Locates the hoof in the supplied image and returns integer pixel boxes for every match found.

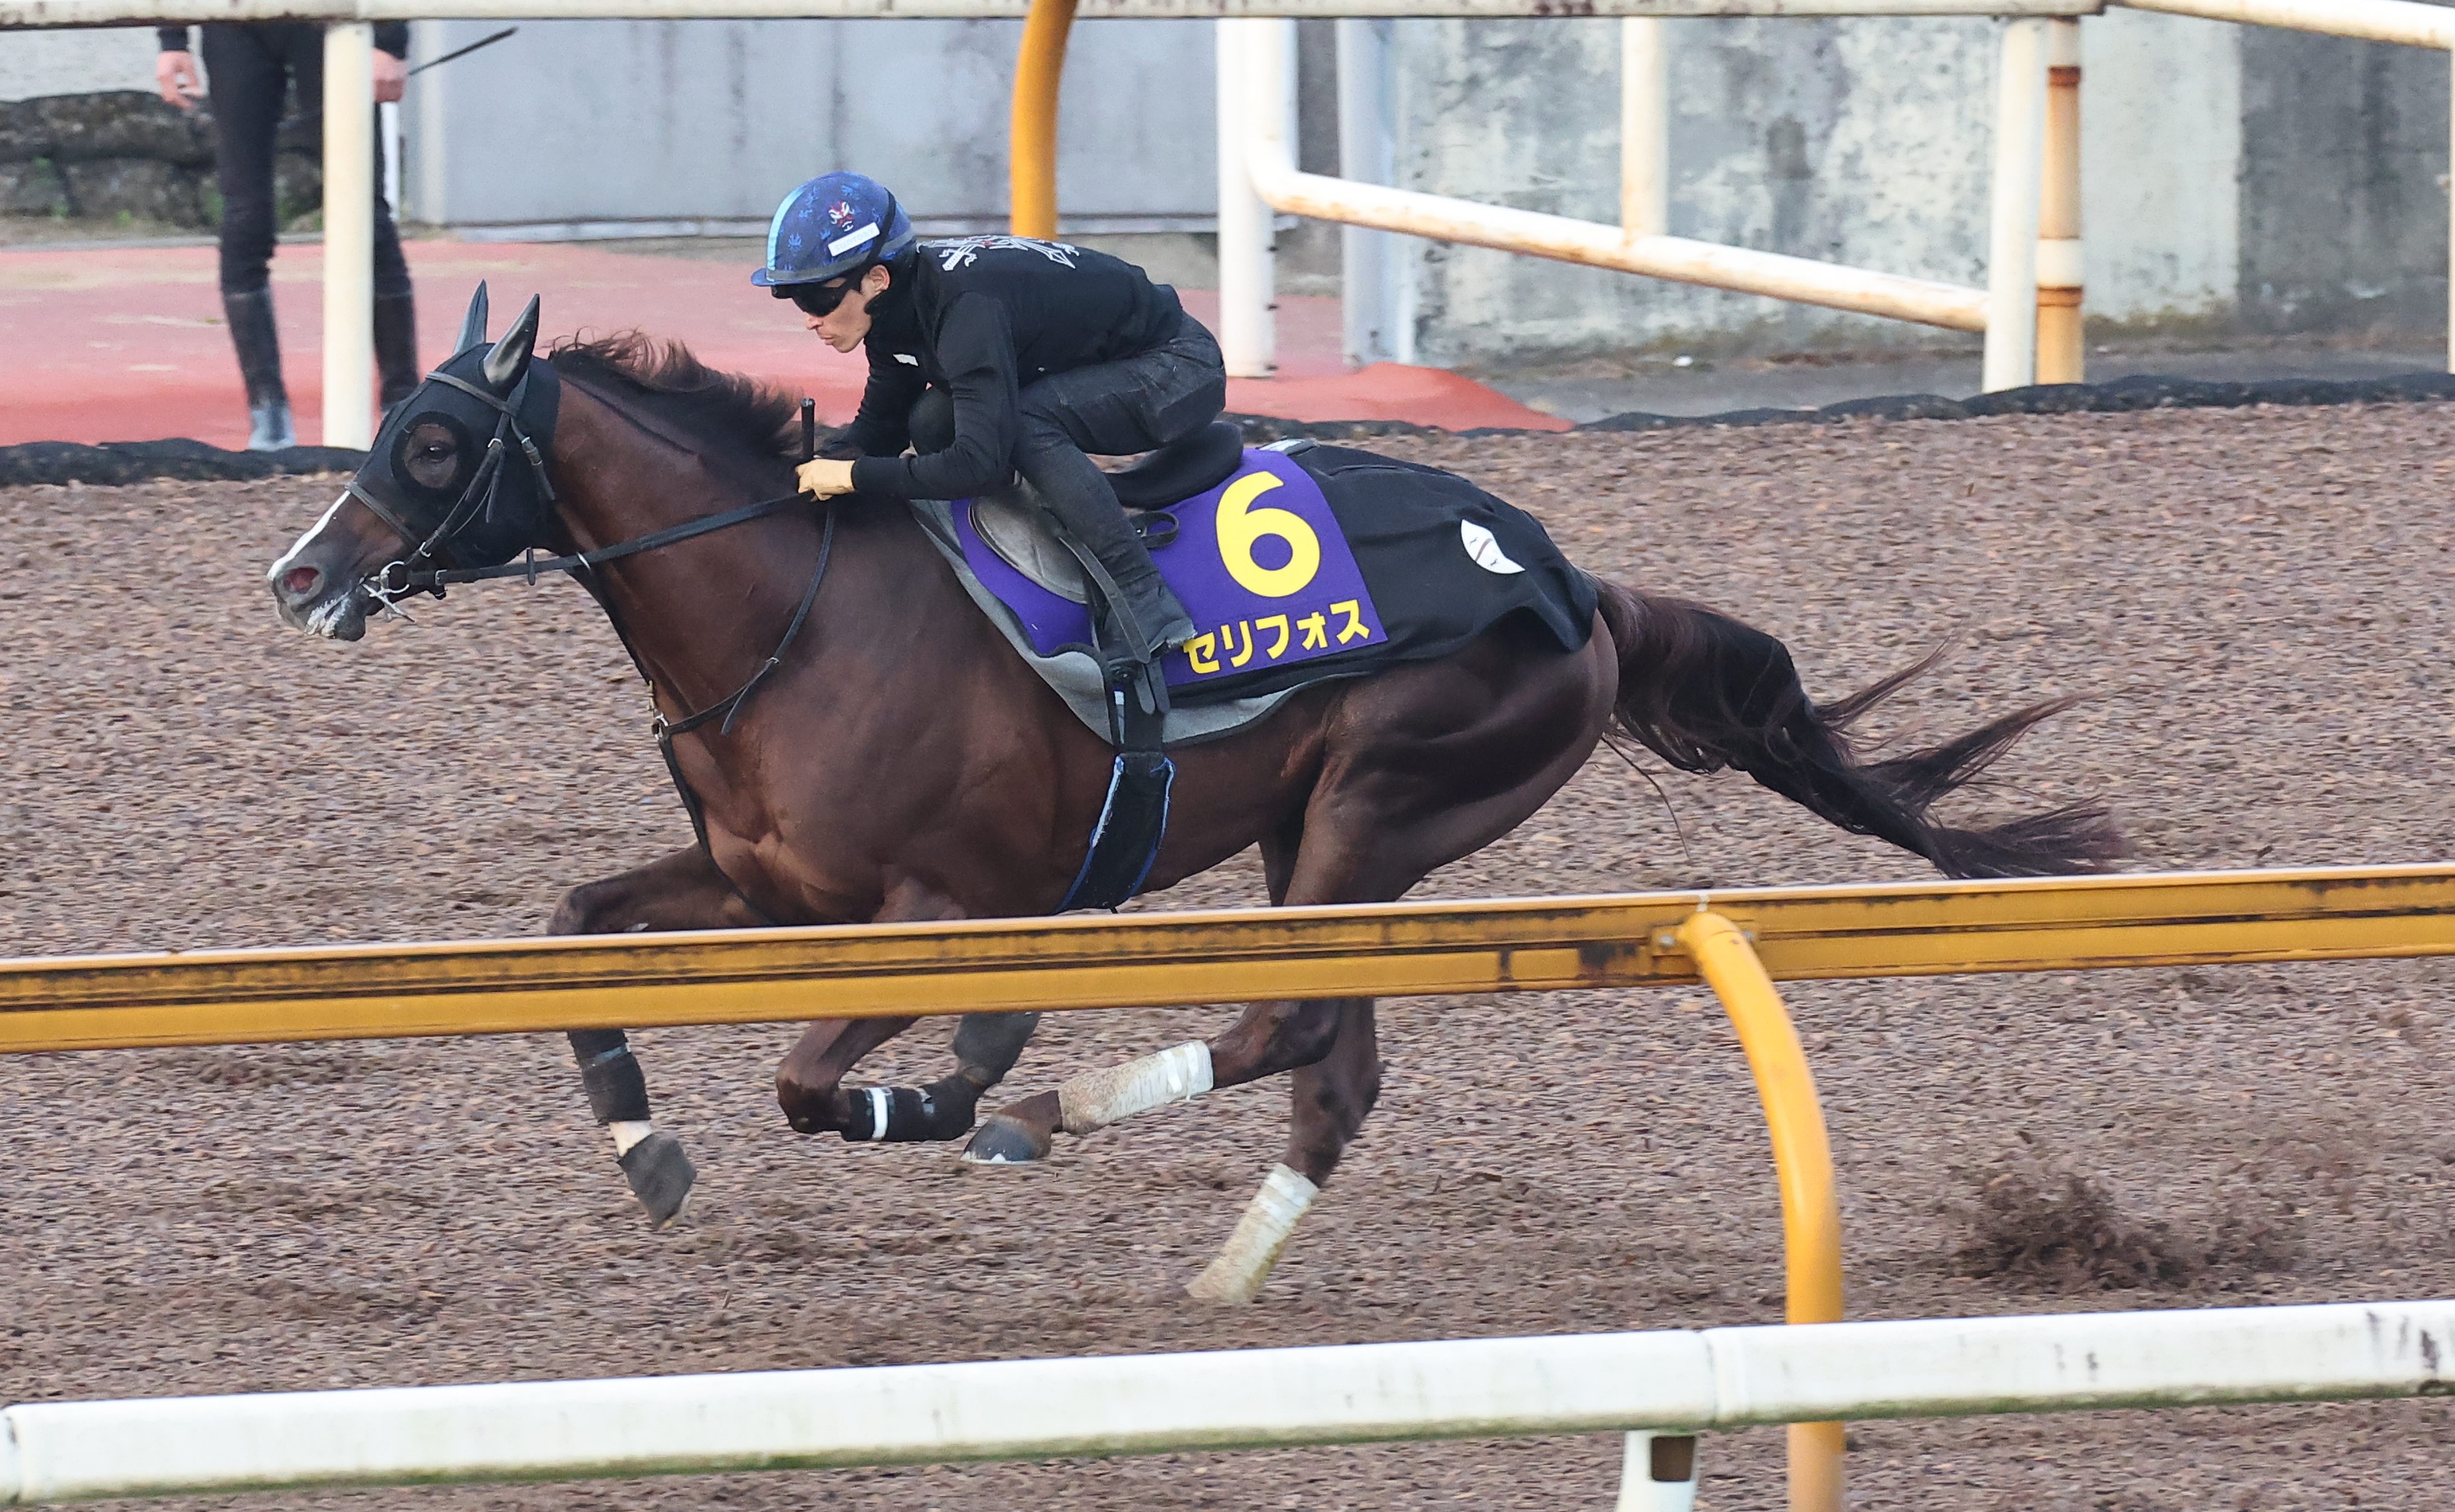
[1185,1264,1263,1306]
[617,1130,696,1228]
[961,1112,1052,1165]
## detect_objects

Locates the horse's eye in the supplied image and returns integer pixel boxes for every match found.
[402,421,460,489]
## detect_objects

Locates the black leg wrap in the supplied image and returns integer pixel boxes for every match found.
[837,1075,983,1143]
[573,1033,651,1126]
[952,1010,1042,1084]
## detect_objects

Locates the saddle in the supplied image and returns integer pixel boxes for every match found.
[969,421,1247,603]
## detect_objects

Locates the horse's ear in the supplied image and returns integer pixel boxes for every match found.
[482,294,540,393]
[456,281,490,354]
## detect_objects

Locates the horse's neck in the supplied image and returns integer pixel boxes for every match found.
[546,385,955,716]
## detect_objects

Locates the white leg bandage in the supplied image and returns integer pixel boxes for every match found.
[610,1120,655,1158]
[1057,1040,1213,1135]
[1185,1163,1319,1305]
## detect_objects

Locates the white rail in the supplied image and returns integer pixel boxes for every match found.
[321,24,376,447]
[1225,13,1996,373]
[2,1300,2448,1503]
[0,0,2103,21]
[2120,0,2455,48]
[1230,13,2037,386]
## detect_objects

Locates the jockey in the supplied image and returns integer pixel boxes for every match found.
[761,171,1221,706]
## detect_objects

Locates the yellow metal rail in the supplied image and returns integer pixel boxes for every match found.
[1008,0,1077,236]
[1681,910,1845,1512]
[2,865,2451,1053]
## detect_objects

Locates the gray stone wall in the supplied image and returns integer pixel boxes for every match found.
[0,90,319,230]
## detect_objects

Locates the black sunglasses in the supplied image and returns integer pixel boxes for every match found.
[779,275,861,318]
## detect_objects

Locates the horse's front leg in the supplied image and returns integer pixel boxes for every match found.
[552,843,768,1227]
[774,883,1042,1144]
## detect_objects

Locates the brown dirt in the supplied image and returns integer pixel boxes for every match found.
[4,404,2454,1511]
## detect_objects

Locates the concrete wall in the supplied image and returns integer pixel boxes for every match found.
[1378,13,2448,366]
[2238,24,2449,336]
[404,17,1217,236]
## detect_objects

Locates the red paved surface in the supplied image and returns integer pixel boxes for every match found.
[0,239,1565,449]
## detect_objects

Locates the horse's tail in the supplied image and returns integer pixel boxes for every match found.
[1592,580,2124,879]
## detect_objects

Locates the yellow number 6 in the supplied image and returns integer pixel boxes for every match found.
[1215,472,1321,598]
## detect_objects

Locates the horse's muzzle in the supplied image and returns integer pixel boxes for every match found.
[268,498,381,641]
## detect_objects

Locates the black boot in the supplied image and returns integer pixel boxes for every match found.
[1034,490,1195,665]
[374,291,421,419]
[222,288,294,451]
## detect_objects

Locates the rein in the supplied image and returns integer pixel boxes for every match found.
[384,489,811,596]
[373,370,813,598]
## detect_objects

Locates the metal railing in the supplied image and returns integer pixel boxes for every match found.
[1220,0,2455,387]
[5,1299,2451,1507]
[6,864,2454,1509]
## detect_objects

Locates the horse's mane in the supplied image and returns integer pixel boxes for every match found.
[549,332,803,466]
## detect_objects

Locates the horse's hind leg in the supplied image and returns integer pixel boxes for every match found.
[551,844,769,1227]
[779,1010,1042,1143]
[1186,1000,1380,1303]
[774,883,1044,1143]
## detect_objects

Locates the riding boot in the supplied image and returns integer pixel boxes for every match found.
[374,291,421,421]
[222,287,295,451]
[1034,481,1197,667]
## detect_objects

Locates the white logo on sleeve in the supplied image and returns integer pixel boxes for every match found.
[1460,520,1525,574]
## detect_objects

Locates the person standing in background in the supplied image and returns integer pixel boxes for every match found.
[156,24,418,451]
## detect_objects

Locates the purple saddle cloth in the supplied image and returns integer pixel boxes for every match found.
[950,447,1389,700]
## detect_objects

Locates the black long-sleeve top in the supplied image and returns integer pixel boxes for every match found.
[159,22,411,56]
[838,236,1187,500]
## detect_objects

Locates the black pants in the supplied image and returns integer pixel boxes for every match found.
[1013,310,1227,524]
[201,23,410,300]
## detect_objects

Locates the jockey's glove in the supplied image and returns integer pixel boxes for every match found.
[797,457,857,498]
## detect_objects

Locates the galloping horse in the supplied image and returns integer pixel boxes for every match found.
[267,290,2120,1303]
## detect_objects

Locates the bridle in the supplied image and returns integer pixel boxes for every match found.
[349,367,566,603]
[345,358,836,738]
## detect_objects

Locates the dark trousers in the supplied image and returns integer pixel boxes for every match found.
[1014,310,1228,525]
[200,22,410,300]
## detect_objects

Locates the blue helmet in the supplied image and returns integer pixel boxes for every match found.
[753,172,915,289]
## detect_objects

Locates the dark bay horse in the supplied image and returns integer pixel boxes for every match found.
[266,290,2120,1303]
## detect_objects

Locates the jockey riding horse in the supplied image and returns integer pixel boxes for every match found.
[762,172,1221,714]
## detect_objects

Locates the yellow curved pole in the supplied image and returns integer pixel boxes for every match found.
[1676,909,1843,1512]
[1008,0,1078,237]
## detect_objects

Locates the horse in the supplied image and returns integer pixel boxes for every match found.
[265,287,2122,1303]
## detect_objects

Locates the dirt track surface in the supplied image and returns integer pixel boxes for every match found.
[5,406,2454,1511]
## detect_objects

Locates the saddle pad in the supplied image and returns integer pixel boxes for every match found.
[938,443,1599,709]
[910,500,1303,747]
